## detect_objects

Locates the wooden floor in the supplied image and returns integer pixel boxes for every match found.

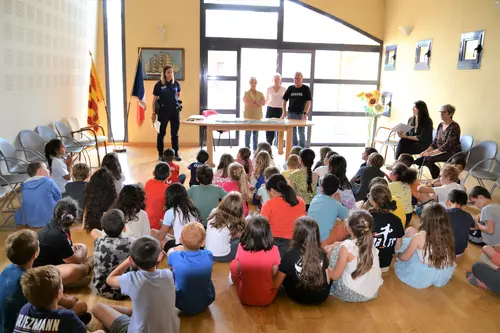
[1,145,499,333]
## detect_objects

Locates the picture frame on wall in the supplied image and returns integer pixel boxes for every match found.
[140,48,185,81]
[380,91,392,117]
[384,45,397,71]
[457,30,485,70]
[415,39,432,70]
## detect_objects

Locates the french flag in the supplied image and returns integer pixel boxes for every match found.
[132,58,146,126]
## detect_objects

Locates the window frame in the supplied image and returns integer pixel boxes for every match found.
[457,30,485,70]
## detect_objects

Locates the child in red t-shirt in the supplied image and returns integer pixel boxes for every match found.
[230,215,280,306]
[144,163,170,230]
[163,149,186,184]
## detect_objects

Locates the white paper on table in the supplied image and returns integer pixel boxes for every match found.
[154,120,161,134]
[392,123,414,133]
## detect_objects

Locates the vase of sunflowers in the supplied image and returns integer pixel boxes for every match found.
[356,90,384,146]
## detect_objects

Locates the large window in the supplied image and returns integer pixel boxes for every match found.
[201,0,382,147]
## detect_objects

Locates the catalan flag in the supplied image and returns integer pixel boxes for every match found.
[87,56,104,131]
[132,58,146,126]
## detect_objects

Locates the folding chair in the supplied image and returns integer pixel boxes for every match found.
[65,117,108,166]
[18,130,48,163]
[373,127,399,162]
[462,152,500,194]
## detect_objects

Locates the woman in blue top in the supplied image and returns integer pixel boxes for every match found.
[152,65,182,161]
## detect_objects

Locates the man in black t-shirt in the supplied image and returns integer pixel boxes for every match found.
[282,72,312,147]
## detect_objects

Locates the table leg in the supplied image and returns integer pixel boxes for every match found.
[307,125,312,148]
[285,126,293,160]
[278,130,284,155]
[206,126,215,167]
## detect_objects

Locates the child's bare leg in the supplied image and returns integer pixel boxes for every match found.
[72,300,88,316]
[482,245,500,259]
[92,304,132,330]
[91,229,105,240]
[57,263,91,286]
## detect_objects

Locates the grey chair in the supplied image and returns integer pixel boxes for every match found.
[0,174,25,226]
[373,127,398,161]
[0,138,29,175]
[66,117,108,162]
[18,130,48,163]
[461,141,498,191]
[54,122,98,166]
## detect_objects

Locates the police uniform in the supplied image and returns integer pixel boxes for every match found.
[153,79,181,156]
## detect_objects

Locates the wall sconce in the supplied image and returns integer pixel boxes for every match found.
[398,26,414,36]
[495,1,500,9]
[158,24,166,42]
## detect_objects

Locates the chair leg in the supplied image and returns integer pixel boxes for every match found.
[229,131,232,149]
[201,128,205,149]
[218,133,222,147]
[95,143,101,167]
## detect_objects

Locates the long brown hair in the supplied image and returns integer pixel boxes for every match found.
[419,203,455,268]
[347,210,374,279]
[253,151,270,178]
[238,147,252,174]
[368,185,397,214]
[255,142,273,159]
[228,162,250,201]
[161,65,174,85]
[217,153,234,178]
[291,217,325,290]
[299,148,315,193]
[207,192,246,237]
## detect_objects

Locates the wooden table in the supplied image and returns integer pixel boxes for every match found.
[181,117,314,166]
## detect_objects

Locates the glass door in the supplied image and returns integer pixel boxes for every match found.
[203,50,240,146]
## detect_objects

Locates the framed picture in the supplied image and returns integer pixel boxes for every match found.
[380,91,392,117]
[415,39,432,70]
[140,48,185,81]
[384,45,397,71]
[457,30,485,70]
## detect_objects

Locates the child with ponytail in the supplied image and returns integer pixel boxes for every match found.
[236,147,253,176]
[395,203,456,289]
[327,154,356,210]
[368,185,404,271]
[252,151,271,205]
[261,174,306,256]
[273,217,331,304]
[213,153,235,187]
[389,163,418,226]
[326,210,383,302]
[44,139,72,193]
[222,162,251,216]
[290,148,318,210]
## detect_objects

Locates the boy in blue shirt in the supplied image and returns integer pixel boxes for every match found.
[15,265,103,333]
[187,149,209,187]
[15,162,61,228]
[92,237,179,333]
[308,174,349,243]
[168,222,215,315]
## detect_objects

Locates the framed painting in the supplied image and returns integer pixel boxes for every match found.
[384,45,397,71]
[140,48,185,81]
[380,91,392,117]
[457,30,485,70]
[415,39,432,70]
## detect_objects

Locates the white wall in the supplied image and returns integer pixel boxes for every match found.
[0,0,99,142]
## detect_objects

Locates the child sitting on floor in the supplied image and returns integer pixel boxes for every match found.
[188,149,209,187]
[230,215,281,306]
[273,216,331,305]
[360,147,378,168]
[91,209,132,300]
[145,162,170,230]
[0,230,91,333]
[213,153,234,187]
[426,155,467,188]
[15,266,103,333]
[308,174,349,245]
[115,185,151,239]
[328,154,356,210]
[167,222,216,315]
[158,183,202,252]
[15,161,61,228]
[206,192,246,263]
[257,166,280,206]
[446,190,475,256]
[314,146,332,171]
[252,151,271,205]
[189,165,227,224]
[283,146,302,170]
[315,151,337,180]
[394,153,421,204]
[236,147,253,176]
[326,210,383,302]
[83,168,118,233]
[368,185,404,272]
[365,177,407,227]
[254,142,276,167]
[418,164,461,207]
[163,149,186,184]
[45,139,72,194]
[64,163,90,210]
[351,153,386,202]
[395,203,456,289]
[92,237,179,333]
[281,154,300,181]
[102,152,125,194]
[290,148,318,210]
[388,163,417,226]
[469,186,500,252]
[222,163,251,216]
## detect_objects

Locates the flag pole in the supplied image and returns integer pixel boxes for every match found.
[88,50,119,152]
[118,47,143,153]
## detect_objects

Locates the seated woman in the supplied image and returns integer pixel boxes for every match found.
[414,104,461,179]
[396,100,433,159]
[33,198,92,287]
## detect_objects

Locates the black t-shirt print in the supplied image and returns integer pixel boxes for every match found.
[371,212,405,268]
[279,247,330,305]
[283,85,312,115]
[33,220,74,267]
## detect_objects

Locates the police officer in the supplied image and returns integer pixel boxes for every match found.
[152,65,182,161]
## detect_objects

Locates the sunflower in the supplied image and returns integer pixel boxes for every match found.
[356,92,365,98]
[364,92,373,99]
[368,98,377,107]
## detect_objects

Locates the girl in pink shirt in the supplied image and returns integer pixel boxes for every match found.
[222,162,251,216]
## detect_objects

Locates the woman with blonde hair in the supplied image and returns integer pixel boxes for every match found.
[152,65,183,161]
[243,77,266,151]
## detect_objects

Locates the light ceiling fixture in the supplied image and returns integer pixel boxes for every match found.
[398,25,414,36]
[495,1,500,9]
